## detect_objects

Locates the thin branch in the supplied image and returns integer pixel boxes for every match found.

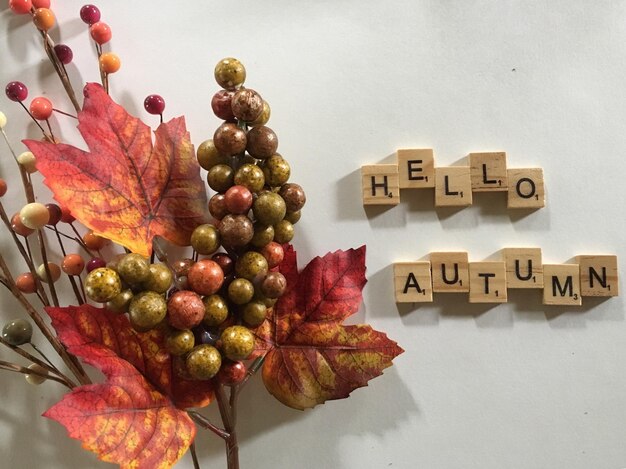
[0,360,71,388]
[189,442,201,469]
[188,411,229,440]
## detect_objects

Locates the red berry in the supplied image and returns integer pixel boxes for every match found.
[0,179,7,197]
[11,212,34,237]
[45,203,62,225]
[217,360,247,386]
[86,257,106,273]
[29,97,53,120]
[80,4,101,25]
[32,0,50,7]
[144,94,165,115]
[90,22,112,45]
[211,90,236,121]
[187,260,224,295]
[60,206,75,224]
[62,254,85,276]
[167,291,205,330]
[260,241,284,268]
[16,273,37,294]
[224,185,253,214]
[9,0,32,15]
[211,253,234,276]
[5,81,28,102]
[54,44,73,65]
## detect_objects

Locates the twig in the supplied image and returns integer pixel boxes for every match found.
[188,411,229,440]
[37,229,60,307]
[0,360,71,388]
[189,442,201,469]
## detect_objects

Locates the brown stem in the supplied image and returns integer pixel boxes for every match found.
[188,411,229,440]
[51,226,84,304]
[39,29,81,113]
[37,229,60,307]
[0,251,90,385]
[189,442,201,469]
[0,360,72,388]
[215,385,239,469]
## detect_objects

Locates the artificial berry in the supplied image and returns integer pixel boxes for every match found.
[250,101,271,127]
[54,44,73,65]
[211,253,234,276]
[260,242,284,268]
[17,151,37,173]
[242,301,268,327]
[106,289,134,313]
[202,294,229,327]
[16,273,37,293]
[168,290,205,330]
[25,364,48,385]
[33,8,55,31]
[214,58,246,90]
[60,206,74,223]
[224,185,253,215]
[36,262,61,283]
[85,267,121,302]
[260,271,287,299]
[234,163,265,192]
[186,344,222,380]
[128,291,167,331]
[166,329,195,356]
[235,251,269,282]
[284,210,301,224]
[61,254,85,276]
[253,192,286,226]
[220,325,255,361]
[80,4,101,25]
[5,81,28,102]
[142,263,173,294]
[46,203,62,225]
[90,22,112,44]
[250,223,274,248]
[99,52,120,73]
[190,224,220,255]
[217,360,247,386]
[279,183,306,212]
[218,214,254,248]
[11,212,34,237]
[187,259,224,295]
[213,123,246,156]
[273,219,294,244]
[211,90,236,121]
[231,88,263,122]
[116,253,150,285]
[83,230,109,250]
[0,179,7,197]
[208,193,229,220]
[32,0,50,8]
[207,164,235,192]
[8,0,32,15]
[262,154,290,187]
[0,111,6,129]
[86,257,106,272]
[20,202,49,229]
[144,94,165,115]
[29,97,53,120]
[196,139,229,171]
[2,318,33,345]
[227,278,255,305]
[246,125,278,159]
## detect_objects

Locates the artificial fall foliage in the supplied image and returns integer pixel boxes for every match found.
[25,83,209,257]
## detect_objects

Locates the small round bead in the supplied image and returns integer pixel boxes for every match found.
[80,4,101,25]
[279,183,307,212]
[32,0,50,7]
[262,154,290,187]
[17,151,37,173]
[260,241,284,268]
[168,290,205,330]
[117,253,151,285]
[284,210,301,224]
[250,101,271,127]
[246,126,278,159]
[214,58,246,90]
[2,318,33,345]
[220,325,255,361]
[186,344,222,380]
[260,271,287,299]
[20,202,50,229]
[86,257,106,272]
[45,203,62,225]
[211,253,234,276]
[253,192,286,226]
[227,277,255,305]
[197,139,229,171]
[224,185,253,214]
[211,90,236,121]
[90,22,112,45]
[54,44,73,65]
[166,329,195,356]
[128,291,167,331]
[208,193,229,220]
[106,289,133,313]
[273,219,294,244]
[33,8,55,31]
[9,0,32,15]
[202,294,229,327]
[218,214,254,248]
[235,251,269,282]
[36,262,61,283]
[83,231,109,250]
[144,94,165,115]
[242,301,267,327]
[29,97,53,121]
[172,258,195,277]
[99,52,121,74]
[207,164,235,193]
[217,360,247,386]
[0,179,7,197]
[191,224,221,255]
[231,89,264,122]
[250,223,274,248]
[62,254,85,276]
[60,206,75,223]
[187,259,224,296]
[16,273,37,293]
[142,263,173,294]
[213,123,247,156]
[5,81,28,102]
[11,213,34,237]
[234,164,265,192]
[0,112,7,129]
[25,363,48,385]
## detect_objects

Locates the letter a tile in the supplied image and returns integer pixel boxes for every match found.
[394,262,433,303]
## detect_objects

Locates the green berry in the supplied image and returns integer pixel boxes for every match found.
[207,164,234,192]
[191,224,221,255]
[235,251,268,281]
[166,329,195,356]
[253,192,286,225]
[25,363,48,385]
[234,164,265,192]
[227,278,255,305]
[186,344,222,380]
[250,223,274,248]
[106,289,134,313]
[202,294,229,326]
[142,263,173,293]
[242,301,267,327]
[2,319,33,345]
[220,325,255,360]
[117,253,151,285]
[128,291,167,331]
[197,139,229,170]
[273,219,294,244]
[262,154,290,187]
[85,268,122,303]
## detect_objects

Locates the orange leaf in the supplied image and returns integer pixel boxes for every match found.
[44,344,195,469]
[47,304,214,409]
[260,246,404,410]
[25,83,208,256]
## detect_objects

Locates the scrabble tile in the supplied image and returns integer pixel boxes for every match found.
[430,252,470,292]
[469,262,507,303]
[394,262,433,303]
[577,255,619,297]
[543,264,582,306]
[503,248,544,289]
[507,168,545,209]
[434,167,473,207]
[361,164,400,206]
[397,149,435,189]
[469,152,508,192]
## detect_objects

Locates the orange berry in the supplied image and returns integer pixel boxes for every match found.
[99,52,121,74]
[83,230,110,250]
[11,212,34,237]
[62,254,85,276]
[16,273,37,294]
[90,22,112,45]
[32,0,50,7]
[29,97,53,120]
[33,8,55,31]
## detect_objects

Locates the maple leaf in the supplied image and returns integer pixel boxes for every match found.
[44,343,195,469]
[258,246,404,410]
[25,83,208,256]
[47,304,214,409]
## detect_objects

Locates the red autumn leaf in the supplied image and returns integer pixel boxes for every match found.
[25,83,208,256]
[259,246,404,410]
[44,343,195,469]
[47,304,214,409]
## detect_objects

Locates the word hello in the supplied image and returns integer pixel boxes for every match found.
[394,250,618,305]
[362,149,545,209]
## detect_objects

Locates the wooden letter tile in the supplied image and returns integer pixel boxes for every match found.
[469,152,508,192]
[543,264,581,305]
[503,248,543,289]
[361,164,400,206]
[434,167,473,207]
[577,255,619,297]
[430,252,470,292]
[507,168,545,209]
[397,149,435,189]
[469,262,507,303]
[394,262,433,303]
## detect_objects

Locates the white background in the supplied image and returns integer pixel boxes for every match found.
[1,1,626,468]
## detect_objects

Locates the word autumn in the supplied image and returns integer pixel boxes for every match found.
[394,250,618,305]
[362,149,545,209]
